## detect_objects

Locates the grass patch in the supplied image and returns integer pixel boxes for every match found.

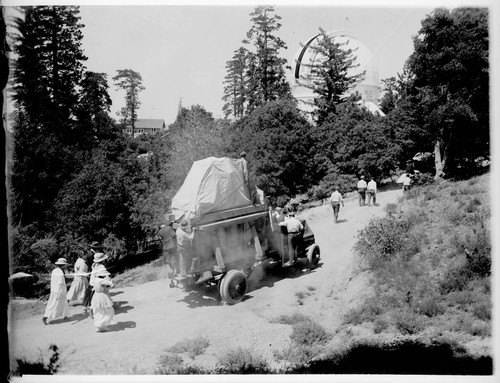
[347,173,491,343]
[154,354,208,374]
[215,347,270,374]
[166,336,210,359]
[112,257,170,287]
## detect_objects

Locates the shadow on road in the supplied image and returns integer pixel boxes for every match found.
[106,321,136,332]
[114,301,134,315]
[335,219,348,224]
[109,290,124,297]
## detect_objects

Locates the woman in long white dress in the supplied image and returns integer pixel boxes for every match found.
[91,269,116,332]
[67,256,89,304]
[42,258,70,325]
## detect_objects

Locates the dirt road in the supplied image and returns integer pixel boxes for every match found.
[9,189,402,375]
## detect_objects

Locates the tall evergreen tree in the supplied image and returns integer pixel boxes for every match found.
[113,69,145,137]
[222,47,248,119]
[9,5,87,227]
[11,6,87,131]
[298,28,364,125]
[406,8,489,179]
[243,5,290,112]
[77,71,112,122]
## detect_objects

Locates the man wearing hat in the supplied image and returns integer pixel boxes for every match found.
[42,258,70,325]
[176,219,197,277]
[330,186,344,223]
[357,175,367,206]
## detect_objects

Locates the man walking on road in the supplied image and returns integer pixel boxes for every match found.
[367,177,377,206]
[330,186,344,223]
[357,176,367,206]
[279,212,303,266]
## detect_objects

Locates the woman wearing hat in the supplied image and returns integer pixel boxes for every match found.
[67,253,89,304]
[42,258,71,325]
[90,269,115,332]
[83,252,109,318]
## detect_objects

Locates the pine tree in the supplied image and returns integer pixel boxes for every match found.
[77,71,112,122]
[298,28,364,124]
[222,47,248,119]
[9,5,87,227]
[11,6,87,131]
[113,69,145,137]
[243,5,290,111]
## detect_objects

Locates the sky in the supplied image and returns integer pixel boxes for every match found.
[3,0,498,129]
[76,5,433,124]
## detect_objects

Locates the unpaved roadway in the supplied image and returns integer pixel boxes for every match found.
[9,189,402,375]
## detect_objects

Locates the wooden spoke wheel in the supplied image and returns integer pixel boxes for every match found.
[219,270,247,305]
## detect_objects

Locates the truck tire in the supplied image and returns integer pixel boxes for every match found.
[220,270,247,305]
[307,245,320,270]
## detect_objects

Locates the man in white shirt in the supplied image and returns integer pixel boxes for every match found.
[330,186,344,223]
[357,176,367,206]
[279,212,304,266]
[367,177,377,206]
[403,173,412,192]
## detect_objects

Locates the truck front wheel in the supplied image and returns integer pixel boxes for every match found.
[220,270,247,305]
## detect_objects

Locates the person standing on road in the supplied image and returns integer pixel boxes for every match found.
[279,212,304,266]
[158,215,178,275]
[82,243,99,315]
[403,173,412,193]
[42,258,70,325]
[367,177,377,206]
[357,176,367,206]
[67,253,89,305]
[84,252,109,318]
[330,186,344,223]
[90,269,116,332]
[177,219,196,276]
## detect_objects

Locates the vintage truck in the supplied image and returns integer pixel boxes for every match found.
[168,157,321,304]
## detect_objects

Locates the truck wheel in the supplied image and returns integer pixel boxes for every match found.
[220,270,247,305]
[307,245,320,270]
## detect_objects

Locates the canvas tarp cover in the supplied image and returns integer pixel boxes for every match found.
[171,157,251,222]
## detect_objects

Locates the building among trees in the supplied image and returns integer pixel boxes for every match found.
[124,119,167,137]
[291,30,385,117]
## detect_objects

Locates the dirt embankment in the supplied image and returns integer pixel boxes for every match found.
[9,189,402,374]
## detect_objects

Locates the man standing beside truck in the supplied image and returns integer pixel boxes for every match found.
[158,214,178,276]
[279,212,303,266]
[176,219,197,277]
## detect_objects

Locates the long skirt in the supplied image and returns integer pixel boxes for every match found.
[67,276,89,302]
[44,292,70,320]
[82,285,94,308]
[91,292,115,329]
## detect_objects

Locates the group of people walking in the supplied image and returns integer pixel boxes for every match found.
[42,243,116,332]
[328,175,378,223]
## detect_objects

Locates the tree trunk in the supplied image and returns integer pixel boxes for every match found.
[434,139,447,180]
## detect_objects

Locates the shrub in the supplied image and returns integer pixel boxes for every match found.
[290,320,331,347]
[393,310,426,335]
[154,354,208,374]
[373,318,389,334]
[216,347,270,374]
[413,296,444,317]
[166,336,210,359]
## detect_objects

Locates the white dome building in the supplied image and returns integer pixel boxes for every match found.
[291,30,384,117]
